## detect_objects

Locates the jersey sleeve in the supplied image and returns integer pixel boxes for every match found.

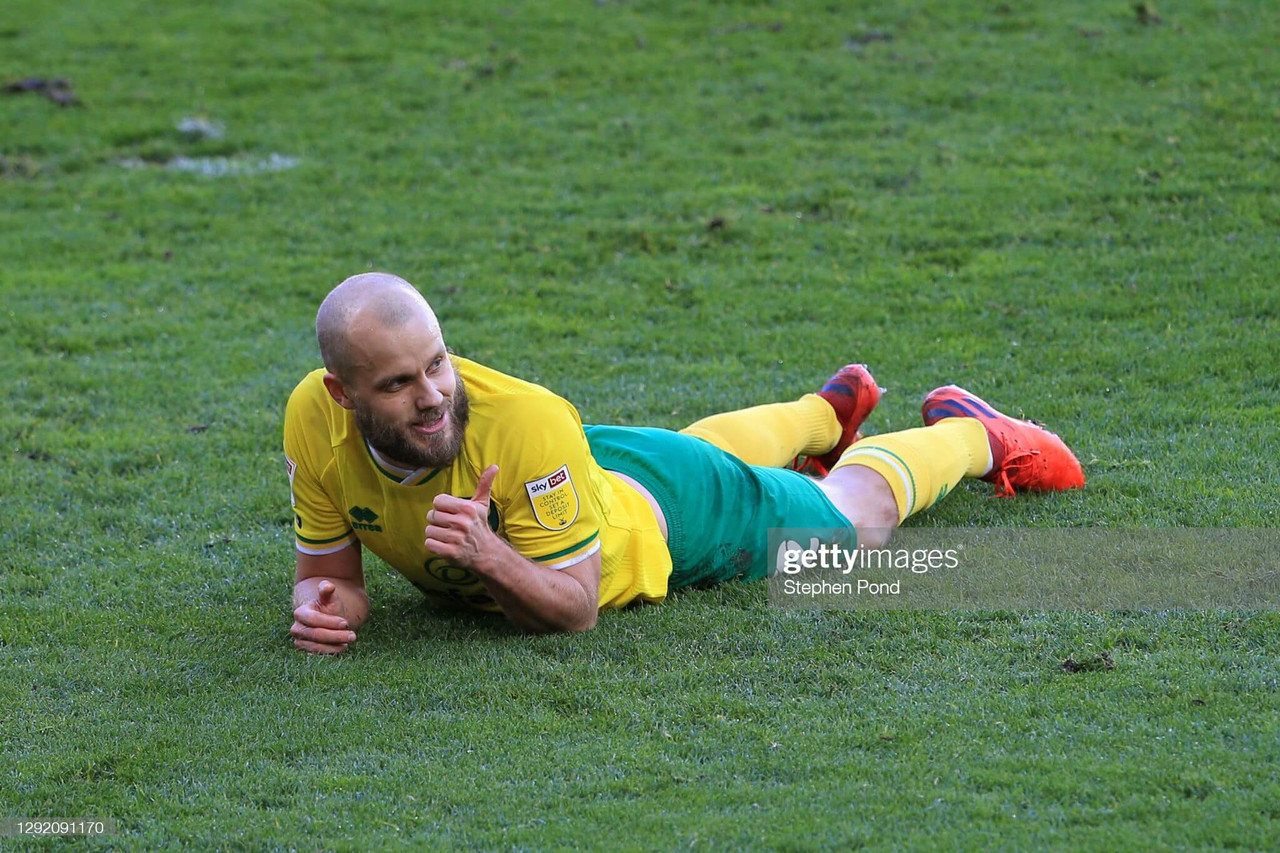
[283,376,356,556]
[491,396,603,570]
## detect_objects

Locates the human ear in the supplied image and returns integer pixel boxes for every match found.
[321,372,356,410]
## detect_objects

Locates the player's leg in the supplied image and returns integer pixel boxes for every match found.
[816,419,990,546]
[817,385,1086,529]
[586,424,854,587]
[679,364,881,469]
[810,464,901,549]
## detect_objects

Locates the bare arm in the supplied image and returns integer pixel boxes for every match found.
[469,546,600,633]
[291,544,370,654]
[427,465,601,633]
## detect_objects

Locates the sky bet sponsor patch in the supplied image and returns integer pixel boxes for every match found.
[524,465,579,530]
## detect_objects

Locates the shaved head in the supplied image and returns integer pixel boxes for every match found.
[316,272,469,468]
[316,272,439,382]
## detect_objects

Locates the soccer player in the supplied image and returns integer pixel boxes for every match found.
[286,273,1084,652]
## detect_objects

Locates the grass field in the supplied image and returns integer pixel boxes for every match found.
[3,0,1278,848]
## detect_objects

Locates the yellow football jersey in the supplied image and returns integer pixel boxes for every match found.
[283,357,672,611]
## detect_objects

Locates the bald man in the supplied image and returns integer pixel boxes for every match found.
[285,273,1084,650]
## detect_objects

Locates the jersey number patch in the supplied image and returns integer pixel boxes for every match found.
[524,465,579,531]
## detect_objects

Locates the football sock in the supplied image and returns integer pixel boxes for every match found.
[830,419,991,522]
[679,394,841,467]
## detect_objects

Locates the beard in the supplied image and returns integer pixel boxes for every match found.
[355,372,471,470]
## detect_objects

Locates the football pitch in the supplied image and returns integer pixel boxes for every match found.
[3,0,1277,848]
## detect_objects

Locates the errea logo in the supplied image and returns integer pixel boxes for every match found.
[349,506,383,532]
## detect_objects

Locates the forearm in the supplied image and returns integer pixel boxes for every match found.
[472,545,597,633]
[292,575,370,629]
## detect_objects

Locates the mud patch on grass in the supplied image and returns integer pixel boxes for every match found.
[843,30,892,51]
[0,154,41,177]
[4,76,81,106]
[176,116,225,140]
[120,153,300,176]
[1061,650,1115,673]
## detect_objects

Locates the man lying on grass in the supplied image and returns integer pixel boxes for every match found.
[285,273,1084,651]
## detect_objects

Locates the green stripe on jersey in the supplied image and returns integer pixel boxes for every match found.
[532,530,600,563]
[296,531,353,545]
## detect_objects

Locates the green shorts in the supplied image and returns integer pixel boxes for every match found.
[584,425,853,588]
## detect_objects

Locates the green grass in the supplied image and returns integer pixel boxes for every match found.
[2,0,1278,848]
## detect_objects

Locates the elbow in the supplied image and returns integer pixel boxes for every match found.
[569,608,598,632]
[544,606,597,634]
[512,604,597,634]
[508,577,600,633]
[545,602,598,634]
[551,581,598,632]
[570,586,599,631]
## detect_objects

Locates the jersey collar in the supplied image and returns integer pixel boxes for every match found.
[364,440,445,487]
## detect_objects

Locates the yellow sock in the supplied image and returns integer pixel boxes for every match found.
[679,394,840,467]
[831,420,991,523]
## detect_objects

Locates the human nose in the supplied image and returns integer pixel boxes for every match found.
[413,374,444,409]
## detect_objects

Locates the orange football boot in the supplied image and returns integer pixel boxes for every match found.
[921,385,1085,498]
[788,364,883,477]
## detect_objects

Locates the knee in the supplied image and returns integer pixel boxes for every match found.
[856,522,895,550]
[817,467,901,547]
[678,426,733,456]
[851,497,898,549]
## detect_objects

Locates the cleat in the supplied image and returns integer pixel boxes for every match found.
[921,385,1085,498]
[788,364,882,477]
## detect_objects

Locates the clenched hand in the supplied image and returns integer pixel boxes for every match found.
[291,580,357,655]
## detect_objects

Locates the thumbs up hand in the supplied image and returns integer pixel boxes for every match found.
[469,464,498,507]
[425,465,501,570]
